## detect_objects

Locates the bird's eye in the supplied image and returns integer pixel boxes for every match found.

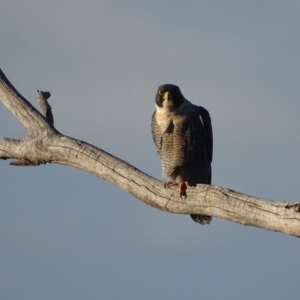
[159,90,164,96]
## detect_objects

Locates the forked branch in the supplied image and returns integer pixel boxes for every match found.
[1,68,300,238]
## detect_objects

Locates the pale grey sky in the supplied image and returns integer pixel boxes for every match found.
[1,1,300,299]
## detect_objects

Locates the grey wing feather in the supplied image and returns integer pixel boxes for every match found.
[190,106,213,224]
[198,106,213,163]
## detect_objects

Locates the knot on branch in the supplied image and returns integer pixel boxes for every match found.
[285,203,300,213]
[36,90,54,126]
[10,158,52,166]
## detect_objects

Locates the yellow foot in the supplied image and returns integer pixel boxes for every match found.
[179,181,187,199]
[164,181,178,188]
[164,181,188,199]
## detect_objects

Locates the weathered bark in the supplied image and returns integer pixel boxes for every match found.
[0,68,299,238]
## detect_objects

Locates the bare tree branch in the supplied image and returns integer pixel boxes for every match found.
[1,68,300,238]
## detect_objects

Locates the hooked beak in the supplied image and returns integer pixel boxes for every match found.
[163,91,169,101]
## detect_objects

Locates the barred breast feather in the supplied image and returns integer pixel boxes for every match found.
[151,102,212,186]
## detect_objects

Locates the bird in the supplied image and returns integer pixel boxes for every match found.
[151,84,213,225]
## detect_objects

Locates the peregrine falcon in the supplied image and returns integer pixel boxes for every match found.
[151,84,213,225]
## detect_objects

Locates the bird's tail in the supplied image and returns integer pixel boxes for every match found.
[190,214,212,225]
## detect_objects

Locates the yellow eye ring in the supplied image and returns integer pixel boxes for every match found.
[158,90,163,96]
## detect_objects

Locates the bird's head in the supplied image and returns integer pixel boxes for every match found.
[155,84,185,110]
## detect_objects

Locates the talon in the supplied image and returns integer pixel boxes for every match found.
[180,193,187,199]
